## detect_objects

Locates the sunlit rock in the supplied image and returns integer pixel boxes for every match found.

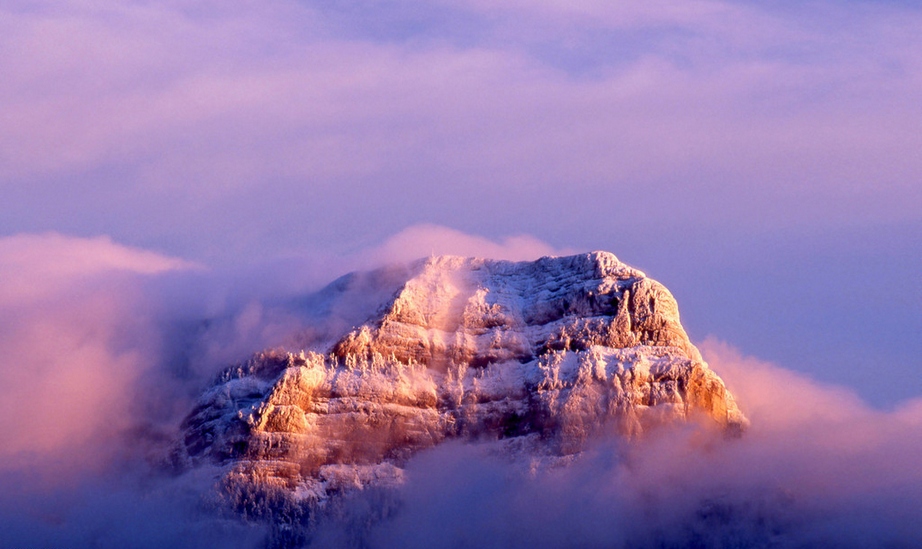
[181,252,745,508]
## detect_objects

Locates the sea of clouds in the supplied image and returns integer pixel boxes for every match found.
[1,229,920,548]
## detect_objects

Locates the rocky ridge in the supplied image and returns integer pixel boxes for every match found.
[181,252,745,508]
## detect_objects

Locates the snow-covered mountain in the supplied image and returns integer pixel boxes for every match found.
[180,252,745,511]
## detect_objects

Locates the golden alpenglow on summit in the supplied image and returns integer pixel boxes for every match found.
[180,252,745,525]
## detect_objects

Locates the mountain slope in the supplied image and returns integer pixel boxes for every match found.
[181,252,745,507]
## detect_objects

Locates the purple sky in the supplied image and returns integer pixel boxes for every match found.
[2,4,922,545]
[2,0,920,407]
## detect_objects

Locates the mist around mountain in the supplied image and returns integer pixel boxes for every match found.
[1,233,921,548]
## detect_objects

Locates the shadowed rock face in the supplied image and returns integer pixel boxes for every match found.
[181,252,745,506]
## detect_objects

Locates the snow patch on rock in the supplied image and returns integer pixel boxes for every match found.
[181,252,745,509]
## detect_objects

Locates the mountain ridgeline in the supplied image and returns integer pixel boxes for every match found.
[180,252,745,515]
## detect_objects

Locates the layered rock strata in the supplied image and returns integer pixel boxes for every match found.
[182,252,745,505]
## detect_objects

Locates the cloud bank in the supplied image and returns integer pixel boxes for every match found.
[4,0,919,407]
[0,233,194,468]
[3,0,921,262]
[1,231,919,548]
[314,339,922,549]
[359,224,572,266]
[0,226,561,468]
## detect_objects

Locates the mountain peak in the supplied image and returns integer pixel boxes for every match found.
[181,252,745,513]
[333,251,678,369]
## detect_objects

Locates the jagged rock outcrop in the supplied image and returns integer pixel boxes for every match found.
[181,252,745,508]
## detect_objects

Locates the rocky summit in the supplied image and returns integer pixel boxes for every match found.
[180,252,745,510]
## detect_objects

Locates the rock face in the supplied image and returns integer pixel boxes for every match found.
[181,252,745,507]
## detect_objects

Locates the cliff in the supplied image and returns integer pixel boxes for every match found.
[181,252,745,507]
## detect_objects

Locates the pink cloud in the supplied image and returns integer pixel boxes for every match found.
[699,337,922,498]
[360,224,572,266]
[0,233,195,304]
[2,0,920,234]
[371,338,922,547]
[0,234,193,471]
[0,231,918,545]
[699,337,873,429]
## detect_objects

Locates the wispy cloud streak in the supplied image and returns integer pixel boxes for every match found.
[2,0,921,262]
